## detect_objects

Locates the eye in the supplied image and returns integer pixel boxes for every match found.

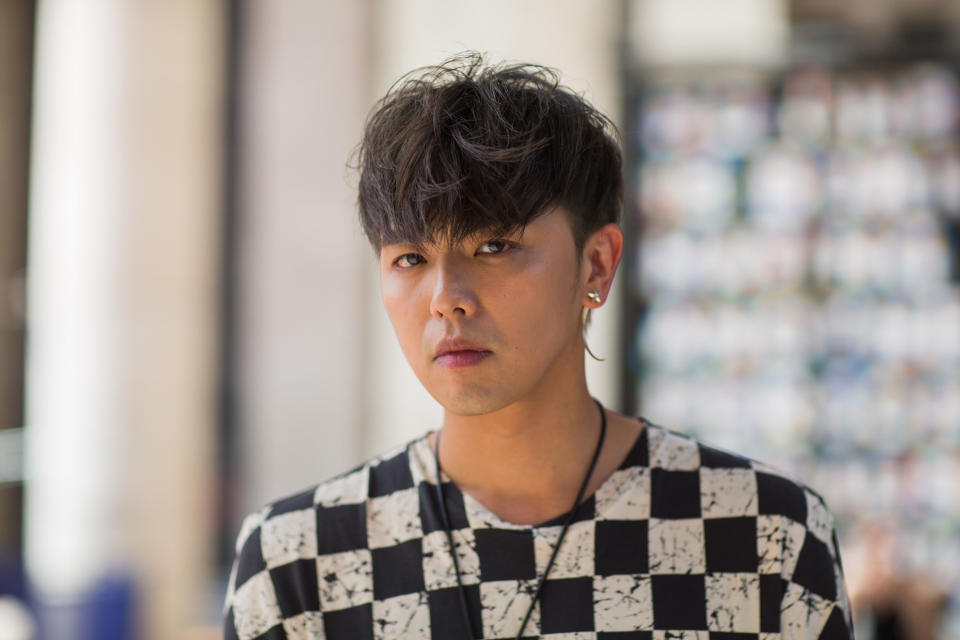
[476,239,514,255]
[393,253,425,268]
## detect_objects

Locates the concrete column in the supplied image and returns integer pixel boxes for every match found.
[235,1,373,511]
[25,2,223,638]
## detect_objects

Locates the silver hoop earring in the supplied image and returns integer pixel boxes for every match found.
[581,306,605,362]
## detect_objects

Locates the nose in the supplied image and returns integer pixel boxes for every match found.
[429,256,478,319]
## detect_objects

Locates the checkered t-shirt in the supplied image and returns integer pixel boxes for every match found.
[224,420,854,639]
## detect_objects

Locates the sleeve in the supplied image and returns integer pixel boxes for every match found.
[779,491,855,640]
[223,511,288,640]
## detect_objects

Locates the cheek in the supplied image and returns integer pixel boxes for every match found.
[497,267,578,349]
[381,281,425,351]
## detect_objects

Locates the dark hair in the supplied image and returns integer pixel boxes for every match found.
[356,52,623,254]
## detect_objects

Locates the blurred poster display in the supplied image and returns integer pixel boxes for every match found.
[628,63,960,637]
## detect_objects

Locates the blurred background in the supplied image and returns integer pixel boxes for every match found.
[1,0,959,638]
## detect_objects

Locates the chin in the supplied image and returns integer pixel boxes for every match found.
[431,385,512,417]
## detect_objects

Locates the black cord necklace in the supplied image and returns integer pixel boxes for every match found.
[433,398,608,640]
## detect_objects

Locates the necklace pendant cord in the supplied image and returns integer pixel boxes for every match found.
[433,399,608,640]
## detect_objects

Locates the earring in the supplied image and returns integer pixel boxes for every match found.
[587,291,601,304]
[580,305,605,362]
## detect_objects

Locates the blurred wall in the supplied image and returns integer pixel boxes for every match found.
[234,0,373,512]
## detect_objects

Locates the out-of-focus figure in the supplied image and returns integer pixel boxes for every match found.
[848,527,950,640]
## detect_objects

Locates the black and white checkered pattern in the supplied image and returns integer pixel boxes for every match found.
[224,420,854,639]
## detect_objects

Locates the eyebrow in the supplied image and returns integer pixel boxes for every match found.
[380,224,529,253]
[380,239,427,251]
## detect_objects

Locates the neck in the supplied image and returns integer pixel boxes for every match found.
[435,385,603,525]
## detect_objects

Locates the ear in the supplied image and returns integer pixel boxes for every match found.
[580,223,623,309]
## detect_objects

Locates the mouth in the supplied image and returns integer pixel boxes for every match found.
[434,349,492,369]
[433,337,492,369]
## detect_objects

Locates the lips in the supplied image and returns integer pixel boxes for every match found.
[433,337,492,369]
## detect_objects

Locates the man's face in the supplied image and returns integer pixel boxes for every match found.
[379,207,585,416]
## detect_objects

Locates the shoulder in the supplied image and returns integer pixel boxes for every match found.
[224,435,432,635]
[642,419,853,637]
[229,434,431,572]
[642,418,833,529]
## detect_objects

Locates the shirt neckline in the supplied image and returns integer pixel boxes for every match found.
[408,417,651,530]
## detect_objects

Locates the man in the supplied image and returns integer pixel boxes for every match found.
[225,53,854,640]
